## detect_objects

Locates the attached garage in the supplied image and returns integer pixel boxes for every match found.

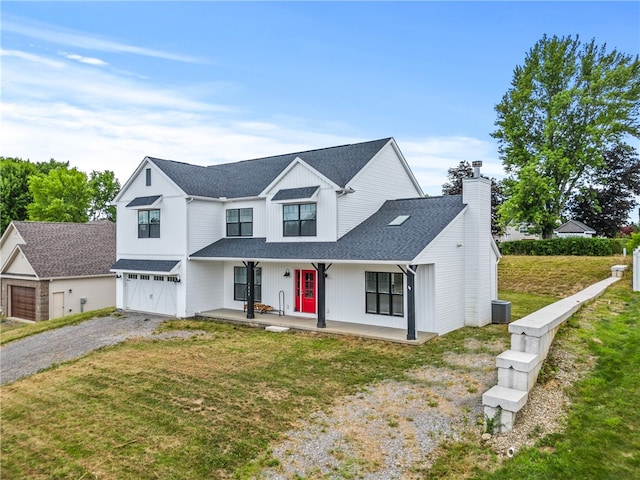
[112,259,181,317]
[124,274,178,316]
[10,285,36,321]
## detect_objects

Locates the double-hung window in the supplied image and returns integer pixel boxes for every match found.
[283,203,316,237]
[227,208,253,237]
[138,209,160,238]
[365,272,404,316]
[234,266,262,302]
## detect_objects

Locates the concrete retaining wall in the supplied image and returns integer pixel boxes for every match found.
[482,269,625,433]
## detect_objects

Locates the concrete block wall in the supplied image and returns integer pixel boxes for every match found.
[482,273,622,433]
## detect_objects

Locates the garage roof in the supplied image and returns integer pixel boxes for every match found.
[3,221,116,278]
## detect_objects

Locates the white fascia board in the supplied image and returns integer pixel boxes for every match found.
[188,256,409,265]
[114,157,186,203]
[44,273,116,281]
[388,138,425,197]
[258,157,340,197]
[0,222,24,249]
[346,138,424,197]
[1,245,37,277]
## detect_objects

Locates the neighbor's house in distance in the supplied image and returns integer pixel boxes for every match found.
[111,138,499,341]
[553,219,596,238]
[0,221,116,321]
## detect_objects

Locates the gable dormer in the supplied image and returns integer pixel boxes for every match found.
[262,157,340,242]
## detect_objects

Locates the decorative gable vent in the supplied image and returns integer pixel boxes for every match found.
[388,215,410,226]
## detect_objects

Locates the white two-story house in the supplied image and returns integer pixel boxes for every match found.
[111,138,500,339]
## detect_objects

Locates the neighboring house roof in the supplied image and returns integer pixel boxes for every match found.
[147,138,393,199]
[190,195,466,263]
[554,219,596,234]
[111,259,180,273]
[3,221,116,278]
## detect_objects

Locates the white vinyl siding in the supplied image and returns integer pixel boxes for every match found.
[3,250,35,276]
[265,162,337,242]
[187,199,224,253]
[337,142,423,238]
[413,214,466,334]
[185,260,224,316]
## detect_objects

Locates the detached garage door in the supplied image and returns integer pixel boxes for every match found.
[124,274,177,316]
[11,286,36,321]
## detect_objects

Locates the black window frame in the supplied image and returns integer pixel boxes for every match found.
[138,209,160,238]
[145,168,151,186]
[283,203,316,237]
[365,271,404,317]
[226,208,253,237]
[234,266,262,302]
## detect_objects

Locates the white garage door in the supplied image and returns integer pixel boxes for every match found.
[124,274,177,316]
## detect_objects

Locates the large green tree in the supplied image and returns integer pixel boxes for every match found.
[442,160,505,236]
[88,170,120,221]
[567,144,640,237]
[27,168,92,223]
[0,158,37,233]
[493,35,640,238]
[1,159,120,231]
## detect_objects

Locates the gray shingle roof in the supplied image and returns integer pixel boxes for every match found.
[554,219,596,234]
[190,195,466,262]
[272,186,320,201]
[148,138,392,199]
[110,259,180,273]
[9,221,116,278]
[126,195,162,207]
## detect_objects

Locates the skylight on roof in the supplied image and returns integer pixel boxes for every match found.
[388,215,410,226]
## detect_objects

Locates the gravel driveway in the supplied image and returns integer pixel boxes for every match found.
[0,312,180,385]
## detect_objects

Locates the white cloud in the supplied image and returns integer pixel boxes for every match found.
[399,136,504,196]
[59,52,109,67]
[3,14,205,64]
[1,49,65,68]
[1,42,503,198]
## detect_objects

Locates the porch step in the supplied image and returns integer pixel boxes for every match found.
[265,325,290,333]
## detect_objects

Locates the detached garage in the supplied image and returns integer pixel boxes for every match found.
[0,221,116,321]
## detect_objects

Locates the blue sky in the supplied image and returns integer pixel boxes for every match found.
[2,1,639,196]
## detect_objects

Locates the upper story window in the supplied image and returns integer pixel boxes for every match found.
[145,168,151,186]
[138,209,160,238]
[227,208,253,237]
[365,272,404,317]
[283,203,316,237]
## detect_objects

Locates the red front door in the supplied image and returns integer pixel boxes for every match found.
[295,269,316,314]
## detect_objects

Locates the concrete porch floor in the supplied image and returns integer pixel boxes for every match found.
[196,308,437,345]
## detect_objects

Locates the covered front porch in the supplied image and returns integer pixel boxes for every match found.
[196,308,437,345]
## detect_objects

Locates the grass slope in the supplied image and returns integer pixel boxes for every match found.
[0,255,634,478]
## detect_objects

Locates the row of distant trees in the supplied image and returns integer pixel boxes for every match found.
[443,34,640,239]
[0,157,120,234]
